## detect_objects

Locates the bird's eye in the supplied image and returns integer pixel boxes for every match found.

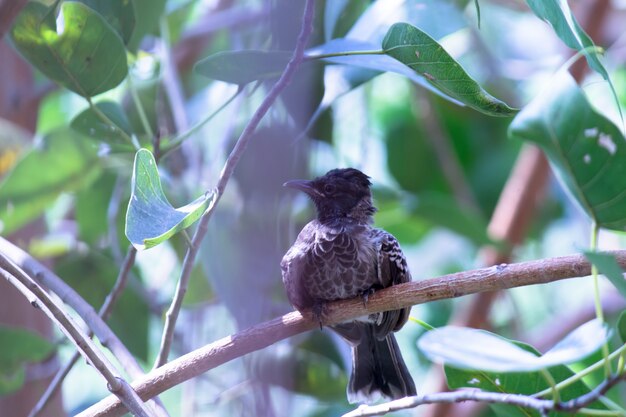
[323,183,335,194]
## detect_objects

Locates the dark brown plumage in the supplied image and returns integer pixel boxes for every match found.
[281,168,416,403]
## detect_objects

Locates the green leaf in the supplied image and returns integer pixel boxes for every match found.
[125,149,213,250]
[584,252,626,300]
[71,101,134,149]
[617,310,626,344]
[509,73,626,231]
[0,325,55,395]
[381,23,516,117]
[0,129,101,235]
[419,320,607,372]
[195,50,292,85]
[525,0,607,81]
[312,38,464,105]
[11,1,128,97]
[446,352,605,417]
[79,0,135,44]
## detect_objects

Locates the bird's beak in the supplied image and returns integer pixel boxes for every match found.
[283,179,320,197]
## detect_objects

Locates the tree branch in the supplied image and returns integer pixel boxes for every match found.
[76,251,626,417]
[0,238,146,381]
[152,0,317,368]
[0,253,153,417]
[342,374,625,417]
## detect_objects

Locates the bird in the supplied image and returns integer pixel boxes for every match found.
[280,167,416,404]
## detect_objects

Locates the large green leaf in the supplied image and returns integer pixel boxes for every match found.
[509,73,626,231]
[525,0,608,81]
[125,149,213,250]
[446,344,605,417]
[418,320,607,372]
[0,129,101,235]
[11,1,128,97]
[584,251,626,300]
[381,23,516,117]
[0,326,55,395]
[79,0,135,44]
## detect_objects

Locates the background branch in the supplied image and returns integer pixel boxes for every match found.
[0,253,153,417]
[27,247,173,417]
[0,238,149,383]
[76,251,626,417]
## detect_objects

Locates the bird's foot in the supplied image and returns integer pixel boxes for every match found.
[359,287,376,307]
[312,302,326,330]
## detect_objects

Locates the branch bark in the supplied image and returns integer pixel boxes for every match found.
[76,251,626,417]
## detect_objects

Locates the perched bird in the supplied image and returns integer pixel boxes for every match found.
[281,168,416,404]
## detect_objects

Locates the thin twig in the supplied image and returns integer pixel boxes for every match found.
[152,0,317,368]
[77,250,626,417]
[127,74,155,140]
[0,254,153,417]
[341,374,625,417]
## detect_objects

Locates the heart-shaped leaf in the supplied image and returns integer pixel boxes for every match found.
[70,101,134,150]
[419,320,607,372]
[509,73,626,231]
[11,1,128,97]
[584,252,626,300]
[125,149,213,250]
[381,23,516,117]
[0,129,101,235]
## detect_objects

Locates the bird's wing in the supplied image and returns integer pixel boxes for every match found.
[371,229,412,339]
[281,222,318,310]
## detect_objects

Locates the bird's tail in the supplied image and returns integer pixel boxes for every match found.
[346,324,416,404]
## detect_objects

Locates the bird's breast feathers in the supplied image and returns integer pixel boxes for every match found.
[281,220,381,303]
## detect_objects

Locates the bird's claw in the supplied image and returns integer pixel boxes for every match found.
[312,302,326,330]
[360,288,376,307]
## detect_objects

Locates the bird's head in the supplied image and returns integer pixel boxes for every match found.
[284,168,376,224]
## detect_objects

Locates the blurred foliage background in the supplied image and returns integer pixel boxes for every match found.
[1,1,626,416]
